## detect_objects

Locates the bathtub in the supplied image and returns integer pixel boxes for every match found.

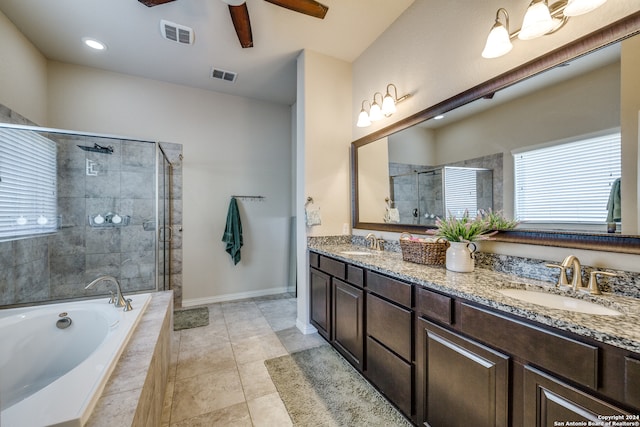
[0,293,152,427]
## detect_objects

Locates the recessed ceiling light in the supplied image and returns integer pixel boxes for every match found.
[82,38,107,51]
[434,115,445,120]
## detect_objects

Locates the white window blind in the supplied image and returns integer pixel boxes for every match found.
[514,133,621,223]
[444,167,478,218]
[0,128,57,240]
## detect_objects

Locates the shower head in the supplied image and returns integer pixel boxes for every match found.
[77,143,113,154]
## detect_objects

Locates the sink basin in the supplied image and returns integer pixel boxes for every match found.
[498,289,622,316]
[339,251,373,256]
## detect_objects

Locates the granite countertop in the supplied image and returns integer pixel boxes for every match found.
[309,243,640,354]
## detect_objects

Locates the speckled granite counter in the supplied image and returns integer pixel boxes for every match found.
[309,243,640,354]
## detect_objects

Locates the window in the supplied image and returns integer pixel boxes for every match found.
[514,132,621,224]
[444,167,478,218]
[0,128,57,240]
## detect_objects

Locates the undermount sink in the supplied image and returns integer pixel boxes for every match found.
[498,288,623,316]
[339,251,374,256]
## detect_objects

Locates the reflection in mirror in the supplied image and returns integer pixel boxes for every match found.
[355,34,634,234]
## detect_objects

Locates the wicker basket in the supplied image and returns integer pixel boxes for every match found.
[399,232,449,265]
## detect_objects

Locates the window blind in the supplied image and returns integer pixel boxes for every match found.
[0,128,57,240]
[444,167,478,218]
[514,133,621,223]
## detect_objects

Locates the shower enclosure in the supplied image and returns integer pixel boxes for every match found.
[0,124,177,306]
[390,166,493,225]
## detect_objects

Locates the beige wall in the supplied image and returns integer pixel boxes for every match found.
[0,10,47,125]
[358,137,390,222]
[351,1,640,271]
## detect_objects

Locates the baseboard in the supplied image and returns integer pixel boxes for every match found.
[182,286,290,307]
[296,318,318,335]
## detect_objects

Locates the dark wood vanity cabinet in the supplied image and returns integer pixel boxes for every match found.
[309,251,640,427]
[333,277,364,370]
[309,252,365,370]
[365,271,414,417]
[416,319,510,427]
[309,267,331,340]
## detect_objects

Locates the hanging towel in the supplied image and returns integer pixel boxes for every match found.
[606,178,621,223]
[384,207,400,223]
[305,206,322,226]
[222,197,243,265]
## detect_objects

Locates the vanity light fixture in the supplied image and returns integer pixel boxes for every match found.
[382,84,411,116]
[357,100,372,128]
[482,0,605,59]
[369,93,384,122]
[357,84,410,127]
[564,0,607,16]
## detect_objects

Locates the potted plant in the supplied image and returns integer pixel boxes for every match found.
[429,210,516,272]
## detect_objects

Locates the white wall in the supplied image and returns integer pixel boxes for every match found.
[46,61,293,305]
[350,1,640,271]
[0,9,47,125]
[295,50,352,332]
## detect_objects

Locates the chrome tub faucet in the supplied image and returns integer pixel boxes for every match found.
[85,275,133,311]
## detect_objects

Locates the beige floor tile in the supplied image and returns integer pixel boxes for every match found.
[237,359,277,401]
[176,341,237,380]
[231,332,288,365]
[179,322,230,350]
[225,317,274,342]
[170,402,252,427]
[275,326,327,354]
[247,392,293,427]
[171,366,245,423]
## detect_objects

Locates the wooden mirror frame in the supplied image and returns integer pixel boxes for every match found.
[351,12,640,254]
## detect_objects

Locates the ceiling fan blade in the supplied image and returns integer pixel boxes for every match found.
[228,3,253,48]
[138,0,176,7]
[264,0,328,19]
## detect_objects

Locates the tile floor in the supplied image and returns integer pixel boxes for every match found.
[161,293,327,426]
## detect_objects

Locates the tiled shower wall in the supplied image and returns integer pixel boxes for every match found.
[0,104,183,307]
[388,152,503,224]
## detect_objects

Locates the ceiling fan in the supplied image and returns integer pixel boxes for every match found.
[138,0,329,48]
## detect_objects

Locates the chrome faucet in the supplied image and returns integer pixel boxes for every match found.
[85,275,132,311]
[365,233,384,251]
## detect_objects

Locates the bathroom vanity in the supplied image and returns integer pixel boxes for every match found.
[308,245,640,427]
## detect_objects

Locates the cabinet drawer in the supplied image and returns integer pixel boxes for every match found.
[366,293,412,361]
[416,287,452,324]
[366,271,412,307]
[347,265,364,288]
[625,356,640,408]
[366,336,413,417]
[460,303,598,389]
[309,252,319,268]
[319,256,346,280]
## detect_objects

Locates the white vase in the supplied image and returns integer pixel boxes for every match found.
[445,241,477,273]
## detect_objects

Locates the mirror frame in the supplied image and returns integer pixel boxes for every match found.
[351,11,640,254]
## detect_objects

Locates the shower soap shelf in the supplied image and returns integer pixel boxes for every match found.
[88,213,130,228]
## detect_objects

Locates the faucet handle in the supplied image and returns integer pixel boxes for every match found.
[586,271,618,295]
[546,263,569,287]
[108,291,116,305]
[123,298,133,312]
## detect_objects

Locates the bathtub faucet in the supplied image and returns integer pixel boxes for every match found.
[85,276,133,311]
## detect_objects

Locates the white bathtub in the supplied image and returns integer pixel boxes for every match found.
[0,293,152,427]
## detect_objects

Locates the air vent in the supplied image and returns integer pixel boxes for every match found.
[210,68,238,83]
[160,19,194,45]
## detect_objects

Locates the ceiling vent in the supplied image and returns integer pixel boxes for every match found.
[210,67,238,83]
[160,19,194,45]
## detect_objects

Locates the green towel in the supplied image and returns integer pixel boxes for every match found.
[222,197,243,265]
[606,178,621,223]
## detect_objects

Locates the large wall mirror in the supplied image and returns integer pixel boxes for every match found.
[352,13,640,254]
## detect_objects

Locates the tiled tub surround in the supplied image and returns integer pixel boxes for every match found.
[87,291,173,427]
[308,240,640,354]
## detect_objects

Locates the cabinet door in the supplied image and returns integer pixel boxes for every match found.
[367,336,413,417]
[310,267,330,340]
[416,319,510,427]
[524,366,629,426]
[333,279,364,370]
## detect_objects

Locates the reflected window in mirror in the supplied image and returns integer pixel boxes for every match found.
[513,130,621,231]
